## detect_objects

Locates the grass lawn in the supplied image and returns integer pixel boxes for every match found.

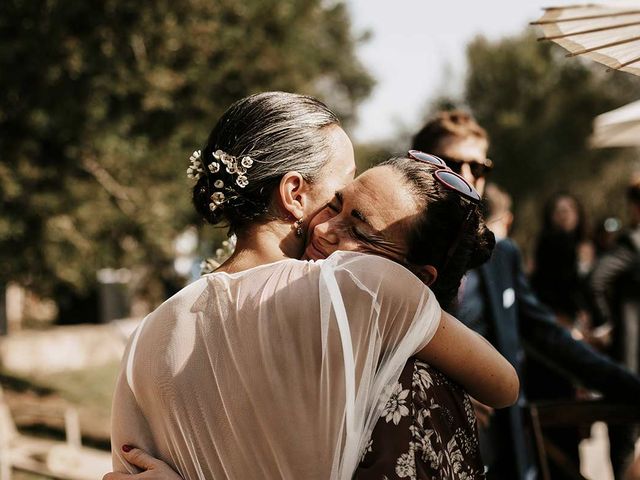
[25,362,120,417]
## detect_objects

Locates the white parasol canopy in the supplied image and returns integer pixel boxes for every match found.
[533,2,640,76]
[591,99,640,147]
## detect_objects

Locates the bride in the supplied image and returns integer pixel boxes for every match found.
[108,92,517,479]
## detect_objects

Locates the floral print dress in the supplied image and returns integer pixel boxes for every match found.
[354,358,486,480]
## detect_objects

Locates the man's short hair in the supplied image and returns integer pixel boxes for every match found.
[628,176,640,205]
[412,110,489,153]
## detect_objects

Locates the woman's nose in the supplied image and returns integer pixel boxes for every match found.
[314,219,339,246]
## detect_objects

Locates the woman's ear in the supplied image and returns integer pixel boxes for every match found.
[417,265,438,287]
[278,171,308,220]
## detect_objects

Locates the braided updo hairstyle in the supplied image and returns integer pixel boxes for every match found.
[384,156,495,309]
[192,92,340,234]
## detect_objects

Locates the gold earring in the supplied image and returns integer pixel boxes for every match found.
[294,218,304,237]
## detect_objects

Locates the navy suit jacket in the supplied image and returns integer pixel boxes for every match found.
[463,238,640,479]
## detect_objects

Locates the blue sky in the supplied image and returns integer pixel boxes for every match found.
[345,0,557,143]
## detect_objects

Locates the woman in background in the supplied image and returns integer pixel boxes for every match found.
[530,192,593,330]
[528,191,594,480]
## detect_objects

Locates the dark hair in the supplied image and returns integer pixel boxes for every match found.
[542,191,587,241]
[412,110,488,154]
[193,92,340,234]
[384,157,495,309]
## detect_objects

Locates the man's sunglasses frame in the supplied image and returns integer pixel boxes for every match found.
[436,154,493,179]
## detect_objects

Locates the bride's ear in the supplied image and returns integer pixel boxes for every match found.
[278,171,309,220]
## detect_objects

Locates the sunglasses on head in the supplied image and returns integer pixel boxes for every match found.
[407,150,482,274]
[407,150,482,203]
[436,154,493,179]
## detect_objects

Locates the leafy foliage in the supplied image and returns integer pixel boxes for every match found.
[463,31,640,245]
[0,0,373,307]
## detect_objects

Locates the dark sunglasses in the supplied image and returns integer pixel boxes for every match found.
[436,154,493,179]
[407,150,482,274]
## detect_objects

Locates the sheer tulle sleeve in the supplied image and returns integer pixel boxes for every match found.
[110,252,440,480]
[316,252,441,476]
[110,334,158,472]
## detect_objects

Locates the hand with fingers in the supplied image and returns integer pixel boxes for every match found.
[103,446,183,480]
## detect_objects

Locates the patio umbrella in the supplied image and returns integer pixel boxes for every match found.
[532,2,640,76]
[591,99,640,147]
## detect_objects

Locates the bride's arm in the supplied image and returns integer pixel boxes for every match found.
[415,311,519,409]
[110,341,157,473]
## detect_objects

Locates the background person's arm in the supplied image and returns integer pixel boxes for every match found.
[415,311,519,409]
[521,311,640,399]
[506,239,640,399]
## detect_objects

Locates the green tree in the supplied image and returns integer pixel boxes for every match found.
[463,31,640,246]
[0,0,373,318]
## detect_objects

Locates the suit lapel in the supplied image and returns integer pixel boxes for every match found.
[479,246,520,369]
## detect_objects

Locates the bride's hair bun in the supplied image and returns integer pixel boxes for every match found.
[190,92,340,234]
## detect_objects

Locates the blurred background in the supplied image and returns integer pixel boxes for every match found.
[1,0,640,479]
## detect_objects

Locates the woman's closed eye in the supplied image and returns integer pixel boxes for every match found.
[350,227,374,243]
[325,201,340,214]
[323,191,393,248]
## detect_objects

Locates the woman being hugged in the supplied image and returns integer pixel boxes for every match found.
[109,92,517,480]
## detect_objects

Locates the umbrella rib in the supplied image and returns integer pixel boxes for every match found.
[592,121,640,147]
[567,35,640,57]
[607,54,640,71]
[532,10,640,25]
[538,20,640,40]
[543,4,600,11]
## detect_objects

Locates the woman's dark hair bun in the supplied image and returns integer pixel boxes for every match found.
[467,222,495,269]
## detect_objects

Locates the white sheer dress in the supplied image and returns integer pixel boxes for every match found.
[111,251,441,479]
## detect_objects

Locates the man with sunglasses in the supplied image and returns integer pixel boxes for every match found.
[413,110,640,480]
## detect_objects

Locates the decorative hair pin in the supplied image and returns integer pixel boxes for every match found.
[213,150,252,189]
[209,191,225,212]
[186,148,254,212]
[186,150,204,180]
